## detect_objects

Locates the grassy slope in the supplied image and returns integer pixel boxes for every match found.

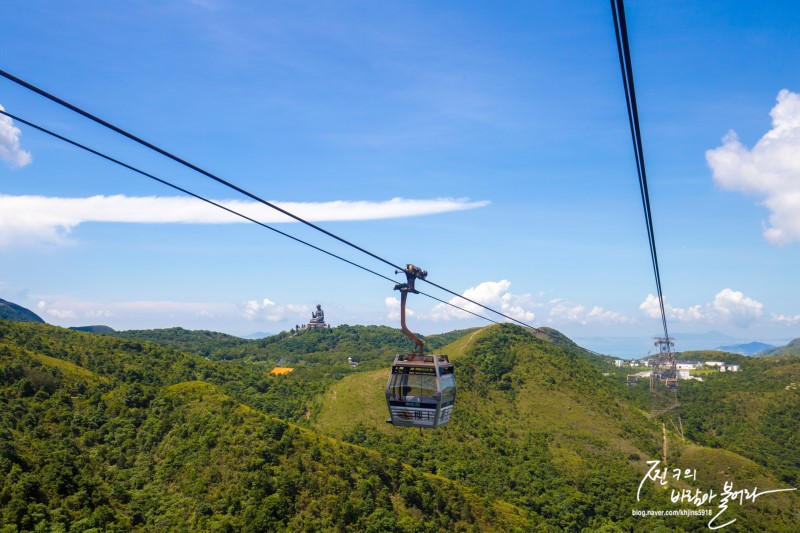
[0,320,534,532]
[312,325,484,436]
[756,338,800,357]
[313,324,799,531]
[106,325,480,366]
[3,319,797,530]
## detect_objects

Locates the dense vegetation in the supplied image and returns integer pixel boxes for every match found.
[756,337,800,357]
[1,319,797,531]
[315,324,799,532]
[0,300,43,324]
[106,325,479,370]
[668,350,800,485]
[0,320,529,531]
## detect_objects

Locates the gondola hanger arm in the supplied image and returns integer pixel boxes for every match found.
[394,264,427,356]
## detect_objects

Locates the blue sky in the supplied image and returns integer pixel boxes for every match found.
[2,1,800,356]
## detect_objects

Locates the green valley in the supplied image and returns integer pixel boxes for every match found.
[1,319,797,531]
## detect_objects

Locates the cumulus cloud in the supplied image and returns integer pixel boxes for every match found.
[429,280,536,323]
[45,307,77,320]
[547,299,633,326]
[639,289,763,327]
[706,89,800,244]
[385,296,417,321]
[0,105,32,168]
[35,299,229,325]
[241,298,309,322]
[0,194,488,248]
[772,313,800,325]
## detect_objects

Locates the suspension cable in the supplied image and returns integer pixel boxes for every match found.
[0,108,501,328]
[0,69,541,329]
[0,68,407,274]
[610,0,670,341]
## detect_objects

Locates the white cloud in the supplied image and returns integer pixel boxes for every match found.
[639,289,763,327]
[0,105,32,168]
[772,313,800,325]
[385,296,417,322]
[0,194,488,248]
[640,294,704,322]
[548,300,586,323]
[706,89,800,244]
[35,299,232,325]
[547,300,633,326]
[429,280,536,323]
[46,307,77,320]
[710,288,764,327]
[241,298,309,322]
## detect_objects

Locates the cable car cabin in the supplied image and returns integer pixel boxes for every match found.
[385,354,455,429]
[665,377,678,392]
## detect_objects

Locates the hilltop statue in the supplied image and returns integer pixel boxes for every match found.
[308,304,327,328]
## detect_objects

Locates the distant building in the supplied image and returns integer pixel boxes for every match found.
[614,360,625,367]
[347,356,358,368]
[721,364,740,372]
[704,361,725,367]
[675,360,702,370]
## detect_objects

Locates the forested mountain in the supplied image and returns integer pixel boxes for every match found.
[671,350,800,486]
[755,338,800,357]
[68,325,116,334]
[1,319,797,531]
[314,324,799,531]
[0,320,529,531]
[0,299,44,324]
[105,325,480,371]
[715,341,775,356]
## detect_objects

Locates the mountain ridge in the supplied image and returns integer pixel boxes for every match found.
[716,341,776,356]
[755,337,800,357]
[0,297,45,323]
[0,320,535,531]
[1,319,797,530]
[314,323,799,531]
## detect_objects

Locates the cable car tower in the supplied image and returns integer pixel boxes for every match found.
[649,337,678,417]
[648,336,683,446]
[385,265,456,429]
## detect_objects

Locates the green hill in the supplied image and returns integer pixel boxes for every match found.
[0,320,533,531]
[314,323,799,531]
[670,350,800,486]
[1,320,797,531]
[0,298,44,323]
[756,338,800,357]
[69,325,116,334]
[108,324,480,369]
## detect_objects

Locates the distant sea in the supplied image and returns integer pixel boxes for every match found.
[574,337,654,359]
[573,334,792,359]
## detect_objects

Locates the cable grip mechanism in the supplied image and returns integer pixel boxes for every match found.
[394,264,427,356]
